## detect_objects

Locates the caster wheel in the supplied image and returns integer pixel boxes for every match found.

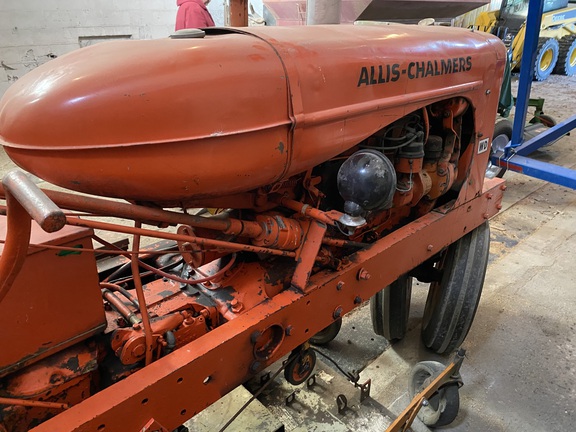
[410,361,460,427]
[310,318,342,345]
[284,349,316,385]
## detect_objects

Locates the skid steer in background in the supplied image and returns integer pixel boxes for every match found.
[475,0,576,80]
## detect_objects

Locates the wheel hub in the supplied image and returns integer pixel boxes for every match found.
[541,49,553,71]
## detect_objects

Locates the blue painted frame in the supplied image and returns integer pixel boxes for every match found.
[490,0,576,189]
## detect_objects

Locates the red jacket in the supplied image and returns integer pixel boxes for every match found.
[176,0,215,30]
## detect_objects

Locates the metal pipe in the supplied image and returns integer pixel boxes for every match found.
[0,397,69,410]
[0,193,31,304]
[102,289,140,325]
[276,196,340,226]
[1,170,66,233]
[0,184,263,239]
[100,282,140,308]
[0,170,67,303]
[65,217,297,258]
[322,237,369,249]
[131,221,154,366]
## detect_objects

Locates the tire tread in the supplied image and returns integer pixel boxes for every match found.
[421,222,490,354]
[533,37,559,81]
[554,35,576,76]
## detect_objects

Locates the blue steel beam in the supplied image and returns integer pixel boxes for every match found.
[491,154,576,189]
[494,0,576,190]
[509,0,545,149]
[514,115,576,155]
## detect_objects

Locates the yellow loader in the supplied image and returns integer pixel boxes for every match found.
[475,0,576,80]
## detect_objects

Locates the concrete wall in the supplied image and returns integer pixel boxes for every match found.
[0,0,241,98]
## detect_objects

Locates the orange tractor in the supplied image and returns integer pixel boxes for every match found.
[0,25,506,431]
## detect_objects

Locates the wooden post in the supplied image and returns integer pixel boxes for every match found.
[229,0,248,26]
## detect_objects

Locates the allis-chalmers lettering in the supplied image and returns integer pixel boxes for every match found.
[358,56,473,87]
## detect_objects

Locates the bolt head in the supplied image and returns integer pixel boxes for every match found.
[358,269,371,281]
[231,299,243,313]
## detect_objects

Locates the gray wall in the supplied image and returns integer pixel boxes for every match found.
[0,0,235,98]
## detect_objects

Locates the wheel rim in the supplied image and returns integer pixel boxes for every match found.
[540,48,553,71]
[570,47,576,68]
[285,350,316,385]
[487,133,510,178]
[486,121,512,178]
[492,133,509,155]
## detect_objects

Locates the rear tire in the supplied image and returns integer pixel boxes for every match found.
[371,275,412,341]
[533,37,559,81]
[421,222,490,354]
[554,35,576,76]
